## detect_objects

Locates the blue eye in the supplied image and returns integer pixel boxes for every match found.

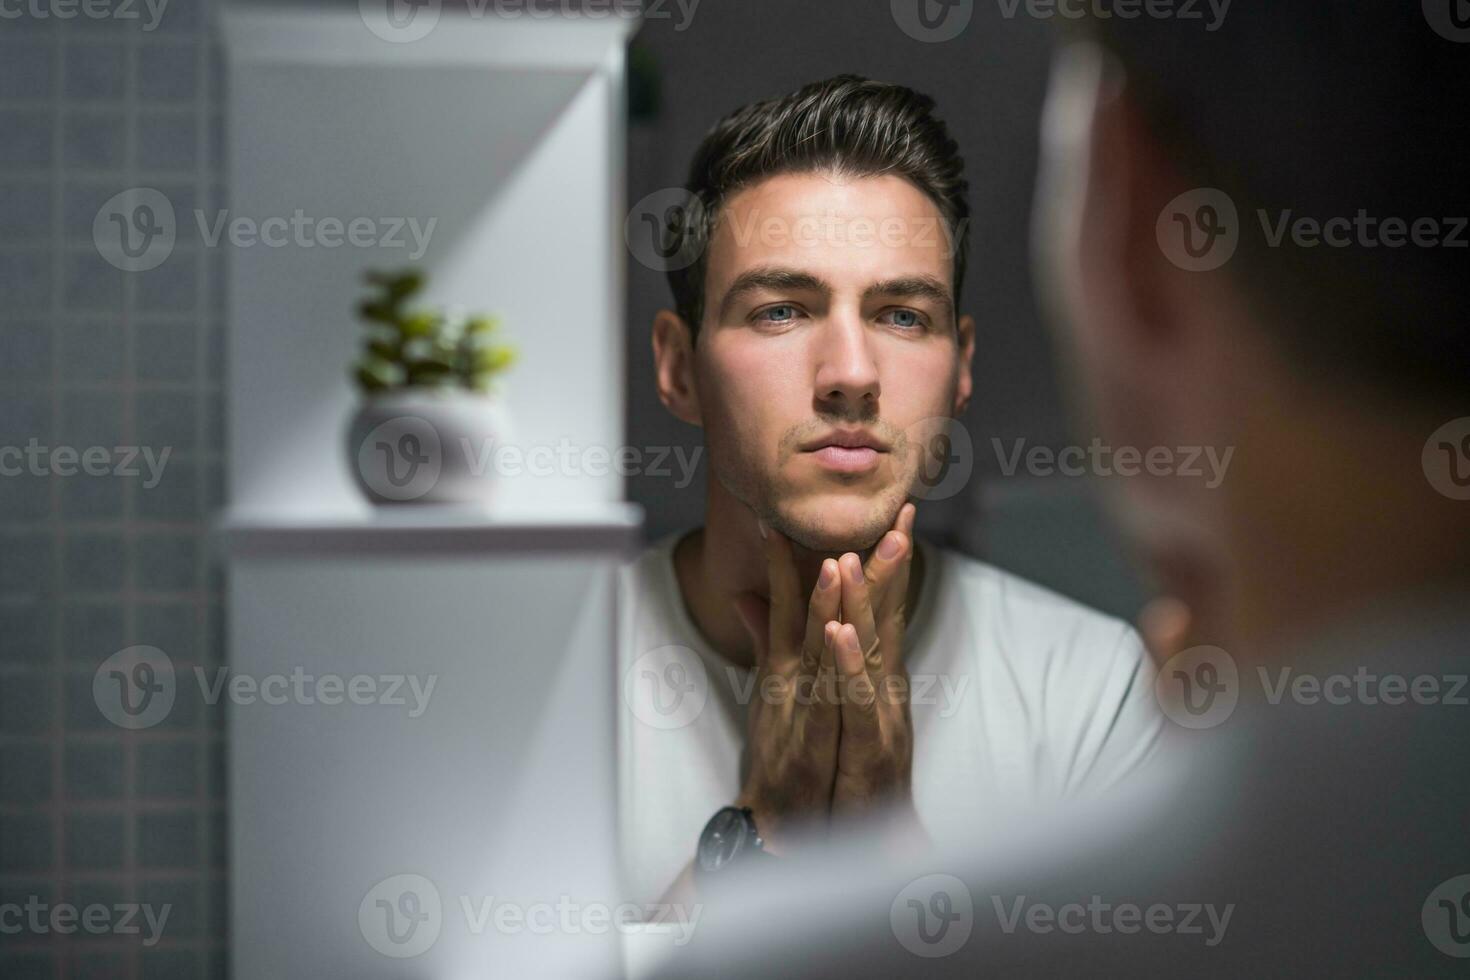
[885,309,925,330]
[760,305,798,323]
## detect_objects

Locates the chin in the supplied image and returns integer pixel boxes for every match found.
[774,490,903,554]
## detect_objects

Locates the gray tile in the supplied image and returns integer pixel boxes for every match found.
[139,878,201,937]
[0,110,53,168]
[62,601,124,668]
[136,248,198,313]
[64,42,127,100]
[73,953,129,980]
[0,674,52,734]
[136,42,198,102]
[137,111,199,173]
[64,811,125,869]
[57,390,125,449]
[62,248,126,312]
[208,804,226,867]
[62,178,124,243]
[0,814,52,872]
[57,320,126,382]
[136,319,198,381]
[0,180,52,243]
[0,878,56,908]
[0,531,53,596]
[208,108,225,169]
[0,743,52,803]
[137,739,198,797]
[138,809,199,867]
[136,390,197,453]
[0,40,56,100]
[63,879,124,917]
[148,0,202,35]
[136,602,196,659]
[136,532,198,591]
[205,738,225,803]
[58,472,127,520]
[0,249,54,311]
[63,112,127,170]
[136,457,200,521]
[0,952,52,980]
[62,532,127,592]
[0,319,51,382]
[0,599,52,666]
[141,950,200,980]
[0,390,50,445]
[64,673,113,732]
[64,741,125,799]
[0,472,52,522]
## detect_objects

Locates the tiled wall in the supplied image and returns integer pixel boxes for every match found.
[0,0,229,976]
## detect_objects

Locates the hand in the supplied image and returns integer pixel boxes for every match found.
[829,503,918,819]
[730,524,844,854]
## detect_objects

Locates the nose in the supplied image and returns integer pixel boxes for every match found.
[812,312,880,414]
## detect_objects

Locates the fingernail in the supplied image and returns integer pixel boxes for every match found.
[757,519,768,540]
[818,561,837,589]
[878,533,902,560]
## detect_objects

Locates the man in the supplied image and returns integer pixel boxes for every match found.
[618,74,1162,907]
[655,4,1470,976]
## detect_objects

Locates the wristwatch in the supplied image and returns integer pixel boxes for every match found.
[696,806,767,877]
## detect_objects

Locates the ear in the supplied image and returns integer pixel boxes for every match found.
[952,312,976,416]
[652,309,703,426]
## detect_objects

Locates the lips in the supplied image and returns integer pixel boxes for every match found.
[800,429,889,473]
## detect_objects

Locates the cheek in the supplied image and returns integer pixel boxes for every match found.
[697,342,804,458]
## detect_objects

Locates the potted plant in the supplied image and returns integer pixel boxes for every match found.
[346,269,516,504]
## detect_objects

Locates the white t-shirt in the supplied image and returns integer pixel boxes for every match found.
[616,533,1162,904]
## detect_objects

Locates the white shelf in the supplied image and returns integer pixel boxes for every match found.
[216,501,644,558]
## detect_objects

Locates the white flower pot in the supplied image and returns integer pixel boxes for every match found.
[346,389,508,505]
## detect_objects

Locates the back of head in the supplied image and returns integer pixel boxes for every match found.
[1069,3,1469,412]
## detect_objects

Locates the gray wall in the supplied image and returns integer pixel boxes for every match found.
[0,0,229,976]
[624,0,1146,618]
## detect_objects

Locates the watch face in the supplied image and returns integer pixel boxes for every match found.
[698,807,749,872]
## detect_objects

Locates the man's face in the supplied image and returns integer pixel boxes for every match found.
[692,171,973,552]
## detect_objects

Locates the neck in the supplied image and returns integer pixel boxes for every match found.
[672,479,925,669]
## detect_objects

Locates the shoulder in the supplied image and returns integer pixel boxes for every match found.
[934,546,1140,656]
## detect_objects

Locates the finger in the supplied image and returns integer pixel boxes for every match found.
[731,592,772,666]
[1137,596,1193,669]
[838,552,882,674]
[760,521,805,671]
[799,558,842,680]
[833,623,880,743]
[864,502,916,619]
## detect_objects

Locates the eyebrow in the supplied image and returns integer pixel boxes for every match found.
[715,267,955,322]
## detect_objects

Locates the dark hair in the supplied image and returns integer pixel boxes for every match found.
[667,74,970,337]
[1065,5,1469,409]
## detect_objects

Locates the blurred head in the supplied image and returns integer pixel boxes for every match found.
[1033,6,1470,633]
[653,75,976,552]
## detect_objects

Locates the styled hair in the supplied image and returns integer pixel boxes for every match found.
[1066,5,1469,409]
[667,74,970,337]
